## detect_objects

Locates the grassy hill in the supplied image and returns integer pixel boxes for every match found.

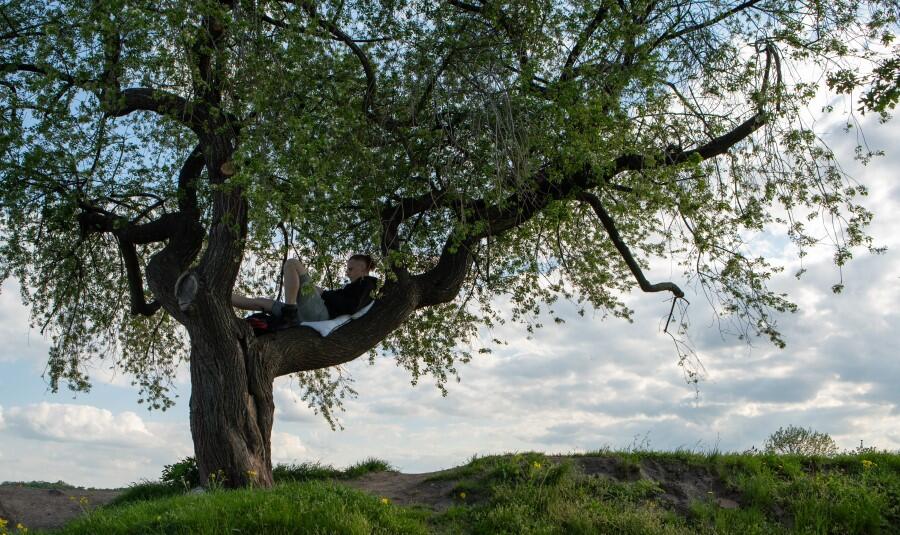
[17,450,900,534]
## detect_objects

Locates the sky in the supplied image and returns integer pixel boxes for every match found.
[0,108,898,489]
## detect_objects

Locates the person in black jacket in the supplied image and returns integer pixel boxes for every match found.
[232,254,378,328]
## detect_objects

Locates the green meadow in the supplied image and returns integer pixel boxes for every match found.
[8,449,898,534]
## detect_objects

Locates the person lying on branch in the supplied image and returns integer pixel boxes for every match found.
[232,254,378,329]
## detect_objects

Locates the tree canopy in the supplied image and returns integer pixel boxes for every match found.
[1,0,896,422]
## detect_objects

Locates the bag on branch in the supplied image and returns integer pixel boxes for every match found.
[244,312,279,336]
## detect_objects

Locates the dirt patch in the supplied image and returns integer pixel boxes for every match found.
[560,455,741,512]
[639,457,741,512]
[0,485,122,531]
[340,471,460,511]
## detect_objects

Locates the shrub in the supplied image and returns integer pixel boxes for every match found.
[160,456,201,489]
[764,426,838,456]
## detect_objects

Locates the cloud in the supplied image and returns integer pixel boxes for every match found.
[0,402,193,488]
[272,380,318,423]
[0,405,5,430]
[271,430,308,464]
[5,402,157,447]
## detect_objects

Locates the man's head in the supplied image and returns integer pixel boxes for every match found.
[346,254,375,282]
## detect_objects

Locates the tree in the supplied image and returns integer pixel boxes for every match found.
[0,0,894,488]
[764,425,839,456]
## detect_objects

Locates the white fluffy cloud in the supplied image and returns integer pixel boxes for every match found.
[271,430,308,464]
[0,402,192,487]
[0,405,5,430]
[5,402,157,447]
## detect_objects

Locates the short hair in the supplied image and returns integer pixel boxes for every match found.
[349,254,375,271]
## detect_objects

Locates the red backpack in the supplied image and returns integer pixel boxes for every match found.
[244,312,279,336]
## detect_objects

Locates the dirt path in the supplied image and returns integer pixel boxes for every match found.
[341,470,460,511]
[0,486,122,531]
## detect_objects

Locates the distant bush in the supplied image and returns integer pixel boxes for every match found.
[0,480,76,489]
[764,425,839,456]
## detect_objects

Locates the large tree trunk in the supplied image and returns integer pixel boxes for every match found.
[186,299,276,489]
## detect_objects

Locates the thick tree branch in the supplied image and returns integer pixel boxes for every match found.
[77,144,206,319]
[577,191,684,298]
[108,88,208,132]
[413,235,473,308]
[271,281,421,376]
[145,150,207,321]
[192,7,230,106]
[0,65,209,133]
[177,144,204,213]
[116,237,162,316]
[614,111,767,171]
[446,0,482,14]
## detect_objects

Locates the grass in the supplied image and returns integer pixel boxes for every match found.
[20,451,900,534]
[274,457,396,483]
[105,458,396,510]
[50,481,430,535]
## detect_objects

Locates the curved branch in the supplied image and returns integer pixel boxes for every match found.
[271,282,421,376]
[412,235,473,308]
[577,192,684,298]
[648,0,765,50]
[0,64,209,133]
[614,110,767,172]
[107,88,208,132]
[145,148,206,321]
[116,236,162,316]
[292,0,378,121]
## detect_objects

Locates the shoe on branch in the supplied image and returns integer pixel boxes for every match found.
[277,304,300,329]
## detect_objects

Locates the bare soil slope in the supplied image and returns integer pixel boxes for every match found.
[0,486,122,531]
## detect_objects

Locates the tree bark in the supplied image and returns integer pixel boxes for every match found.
[185,292,277,489]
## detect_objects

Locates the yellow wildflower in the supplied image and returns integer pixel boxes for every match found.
[459,492,467,499]
[862,459,876,470]
[380,497,390,505]
[0,518,7,528]
[246,470,257,478]
[532,461,542,469]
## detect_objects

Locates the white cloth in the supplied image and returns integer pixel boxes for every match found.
[299,301,375,337]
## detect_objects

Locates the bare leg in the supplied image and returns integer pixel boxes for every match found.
[231,293,275,312]
[282,258,309,305]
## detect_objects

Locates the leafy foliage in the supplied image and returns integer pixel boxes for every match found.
[0,0,896,419]
[160,456,202,490]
